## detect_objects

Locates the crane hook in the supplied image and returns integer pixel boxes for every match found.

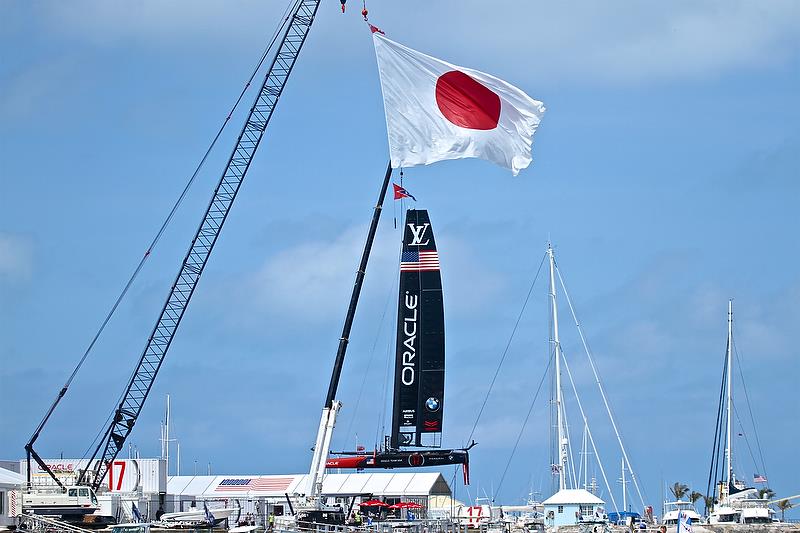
[340,0,346,13]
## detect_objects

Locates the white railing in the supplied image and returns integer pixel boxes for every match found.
[18,513,94,533]
[277,519,493,533]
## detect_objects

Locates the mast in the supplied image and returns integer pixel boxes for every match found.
[725,299,733,488]
[165,394,170,476]
[548,244,567,491]
[621,458,627,513]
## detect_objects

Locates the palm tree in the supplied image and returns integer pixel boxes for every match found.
[776,499,793,522]
[703,495,715,515]
[670,482,689,501]
[757,488,775,500]
[689,491,702,505]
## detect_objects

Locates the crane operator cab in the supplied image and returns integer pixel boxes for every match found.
[23,485,100,516]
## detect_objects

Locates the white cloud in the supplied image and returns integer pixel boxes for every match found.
[0,233,32,283]
[36,1,288,49]
[0,59,78,119]
[248,225,396,322]
[20,1,800,85]
[239,222,505,325]
[380,0,800,85]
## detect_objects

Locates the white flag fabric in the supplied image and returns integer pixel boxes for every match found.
[373,32,545,176]
[677,510,693,533]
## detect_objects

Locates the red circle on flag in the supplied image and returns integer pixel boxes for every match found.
[435,70,501,130]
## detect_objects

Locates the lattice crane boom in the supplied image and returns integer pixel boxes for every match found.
[70,0,322,491]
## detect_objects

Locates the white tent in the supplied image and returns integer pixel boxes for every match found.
[0,466,23,488]
[167,472,451,498]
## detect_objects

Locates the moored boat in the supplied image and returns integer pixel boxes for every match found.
[661,500,702,526]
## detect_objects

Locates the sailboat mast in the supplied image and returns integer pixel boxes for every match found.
[165,394,170,476]
[548,244,566,491]
[725,299,733,487]
[621,458,627,513]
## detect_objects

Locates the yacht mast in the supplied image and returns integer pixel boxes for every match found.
[548,244,567,491]
[725,299,733,487]
[621,458,627,513]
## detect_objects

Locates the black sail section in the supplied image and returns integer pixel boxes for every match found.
[390,209,445,449]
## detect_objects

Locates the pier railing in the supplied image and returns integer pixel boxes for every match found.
[18,513,95,533]
[277,519,496,533]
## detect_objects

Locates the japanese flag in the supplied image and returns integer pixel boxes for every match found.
[373,32,545,176]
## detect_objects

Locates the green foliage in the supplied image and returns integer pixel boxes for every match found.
[776,499,793,521]
[702,495,715,514]
[757,487,775,500]
[670,482,689,500]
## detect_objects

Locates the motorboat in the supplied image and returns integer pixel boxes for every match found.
[157,506,238,526]
[709,487,774,524]
[661,500,702,526]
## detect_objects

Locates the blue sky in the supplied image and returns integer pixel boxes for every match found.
[2,0,799,517]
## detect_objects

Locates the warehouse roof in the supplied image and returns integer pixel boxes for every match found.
[0,466,24,487]
[167,472,450,497]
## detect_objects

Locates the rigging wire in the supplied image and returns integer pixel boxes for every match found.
[376,324,394,447]
[706,343,729,500]
[492,345,552,502]
[374,222,405,448]
[465,251,547,446]
[554,260,649,509]
[339,270,396,450]
[72,0,301,461]
[732,338,769,481]
[560,349,620,514]
[560,387,579,489]
[732,404,762,485]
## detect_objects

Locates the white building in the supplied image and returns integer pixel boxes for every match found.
[543,489,605,528]
[165,472,452,525]
[0,466,24,528]
[6,457,454,527]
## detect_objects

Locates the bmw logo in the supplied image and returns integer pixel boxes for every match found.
[425,397,440,411]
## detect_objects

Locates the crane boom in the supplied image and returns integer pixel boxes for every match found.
[71,0,322,491]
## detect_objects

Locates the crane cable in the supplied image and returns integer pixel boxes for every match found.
[65,0,302,459]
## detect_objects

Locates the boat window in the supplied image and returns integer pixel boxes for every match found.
[68,489,78,497]
[79,488,89,498]
[557,506,563,513]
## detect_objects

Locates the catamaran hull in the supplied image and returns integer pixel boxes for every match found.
[326,449,469,482]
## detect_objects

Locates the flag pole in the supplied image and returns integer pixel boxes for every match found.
[325,161,393,408]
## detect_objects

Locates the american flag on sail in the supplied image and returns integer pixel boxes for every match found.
[215,477,294,492]
[753,473,767,483]
[400,250,439,271]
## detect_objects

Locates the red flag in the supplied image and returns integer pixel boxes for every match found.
[393,183,416,201]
